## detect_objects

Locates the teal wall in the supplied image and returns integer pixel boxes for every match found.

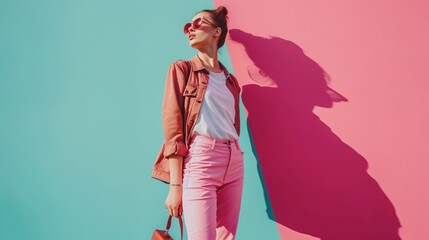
[0,0,279,239]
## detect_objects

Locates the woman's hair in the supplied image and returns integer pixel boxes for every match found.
[198,6,229,49]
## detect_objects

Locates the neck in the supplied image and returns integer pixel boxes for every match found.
[197,47,222,73]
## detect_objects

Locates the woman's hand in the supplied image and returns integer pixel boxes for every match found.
[165,186,183,217]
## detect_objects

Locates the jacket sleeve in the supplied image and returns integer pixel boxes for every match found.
[161,61,189,158]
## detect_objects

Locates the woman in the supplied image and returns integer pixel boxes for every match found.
[151,6,244,240]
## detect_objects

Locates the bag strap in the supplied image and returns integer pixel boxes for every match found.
[165,215,183,240]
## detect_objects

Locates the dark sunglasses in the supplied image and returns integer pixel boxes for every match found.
[183,17,218,34]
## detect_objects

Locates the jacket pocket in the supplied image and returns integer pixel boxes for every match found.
[183,84,198,97]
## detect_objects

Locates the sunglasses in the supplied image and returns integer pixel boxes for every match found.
[183,17,218,34]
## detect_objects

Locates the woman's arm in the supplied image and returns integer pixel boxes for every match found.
[168,155,183,184]
[166,154,183,217]
[162,61,188,217]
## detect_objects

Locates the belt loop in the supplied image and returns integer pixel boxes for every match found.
[234,139,240,151]
[211,138,216,149]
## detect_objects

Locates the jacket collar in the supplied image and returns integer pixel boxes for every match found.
[190,54,232,81]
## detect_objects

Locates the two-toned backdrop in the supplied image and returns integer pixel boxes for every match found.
[1,0,428,239]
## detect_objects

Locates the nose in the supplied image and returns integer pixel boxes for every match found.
[188,25,195,33]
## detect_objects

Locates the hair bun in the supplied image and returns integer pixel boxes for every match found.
[215,6,228,21]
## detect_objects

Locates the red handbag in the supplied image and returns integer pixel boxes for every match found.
[151,215,183,240]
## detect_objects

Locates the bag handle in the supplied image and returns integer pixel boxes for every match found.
[165,215,183,240]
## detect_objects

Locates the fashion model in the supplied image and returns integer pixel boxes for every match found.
[151,6,244,240]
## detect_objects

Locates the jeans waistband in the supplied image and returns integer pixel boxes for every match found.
[190,134,240,147]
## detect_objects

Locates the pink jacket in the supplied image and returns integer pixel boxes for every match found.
[152,55,242,183]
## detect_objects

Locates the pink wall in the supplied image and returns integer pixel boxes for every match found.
[214,0,429,239]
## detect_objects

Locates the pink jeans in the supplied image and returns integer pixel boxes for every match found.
[182,134,244,240]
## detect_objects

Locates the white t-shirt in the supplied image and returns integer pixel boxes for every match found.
[191,70,239,140]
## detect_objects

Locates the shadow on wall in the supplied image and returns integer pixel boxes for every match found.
[229,29,401,240]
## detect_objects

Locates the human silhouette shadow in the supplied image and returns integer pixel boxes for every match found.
[229,29,401,240]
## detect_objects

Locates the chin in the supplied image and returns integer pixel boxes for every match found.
[189,41,202,49]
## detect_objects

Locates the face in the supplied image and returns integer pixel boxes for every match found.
[184,12,221,50]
